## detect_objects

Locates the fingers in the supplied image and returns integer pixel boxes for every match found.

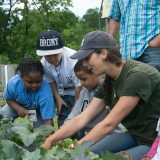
[149,34,160,47]
[18,108,28,117]
[69,143,75,149]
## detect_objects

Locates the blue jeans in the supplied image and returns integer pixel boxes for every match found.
[90,132,150,160]
[58,95,75,127]
[137,46,160,71]
[0,104,44,128]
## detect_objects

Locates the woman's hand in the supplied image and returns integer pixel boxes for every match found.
[41,140,52,150]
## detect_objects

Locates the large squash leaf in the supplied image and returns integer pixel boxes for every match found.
[11,126,40,146]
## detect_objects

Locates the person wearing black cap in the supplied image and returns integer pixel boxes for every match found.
[41,31,160,160]
[36,30,81,127]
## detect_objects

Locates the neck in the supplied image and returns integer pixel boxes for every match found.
[104,60,125,80]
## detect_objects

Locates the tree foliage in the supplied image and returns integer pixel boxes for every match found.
[0,0,106,63]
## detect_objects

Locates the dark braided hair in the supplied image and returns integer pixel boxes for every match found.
[74,59,92,74]
[15,59,44,77]
[94,48,122,105]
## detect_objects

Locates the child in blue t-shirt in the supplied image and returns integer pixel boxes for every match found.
[0,59,56,127]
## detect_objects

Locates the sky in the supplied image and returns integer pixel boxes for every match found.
[70,0,102,17]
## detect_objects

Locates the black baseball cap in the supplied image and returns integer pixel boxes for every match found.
[70,30,116,59]
[36,30,64,56]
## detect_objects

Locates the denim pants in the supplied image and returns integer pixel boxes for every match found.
[137,46,160,71]
[0,104,44,128]
[90,132,150,160]
[58,95,75,127]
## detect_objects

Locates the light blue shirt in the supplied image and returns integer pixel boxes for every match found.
[108,0,160,59]
[4,74,56,120]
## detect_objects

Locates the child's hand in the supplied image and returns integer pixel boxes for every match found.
[141,156,151,160]
[17,107,28,117]
[119,151,132,160]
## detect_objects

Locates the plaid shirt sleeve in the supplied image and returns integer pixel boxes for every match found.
[108,0,121,20]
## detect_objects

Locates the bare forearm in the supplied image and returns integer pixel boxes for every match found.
[6,100,23,111]
[78,121,114,145]
[74,86,82,102]
[46,116,84,145]
[108,19,120,39]
[44,119,54,126]
[50,82,59,100]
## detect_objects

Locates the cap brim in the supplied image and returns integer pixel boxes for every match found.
[70,49,94,59]
[36,48,63,56]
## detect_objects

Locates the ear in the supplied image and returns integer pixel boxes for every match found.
[100,49,108,59]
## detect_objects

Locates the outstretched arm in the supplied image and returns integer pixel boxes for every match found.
[77,96,140,145]
[6,99,28,117]
[41,97,106,150]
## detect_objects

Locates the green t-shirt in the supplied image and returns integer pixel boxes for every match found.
[95,59,160,146]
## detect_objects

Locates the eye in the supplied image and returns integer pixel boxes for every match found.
[80,78,86,81]
[27,81,41,84]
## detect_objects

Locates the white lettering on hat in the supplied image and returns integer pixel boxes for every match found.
[40,38,59,47]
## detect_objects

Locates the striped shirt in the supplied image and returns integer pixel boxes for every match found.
[108,0,160,60]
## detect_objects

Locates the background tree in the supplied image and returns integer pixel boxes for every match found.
[0,0,105,63]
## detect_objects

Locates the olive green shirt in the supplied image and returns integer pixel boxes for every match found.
[95,59,160,145]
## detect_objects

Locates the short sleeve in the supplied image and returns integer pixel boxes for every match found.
[38,83,56,120]
[120,72,152,103]
[3,80,15,100]
[94,86,106,100]
[107,0,121,20]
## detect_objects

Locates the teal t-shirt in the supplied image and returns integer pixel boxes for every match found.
[95,60,160,145]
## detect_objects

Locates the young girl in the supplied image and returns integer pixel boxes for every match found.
[142,118,160,160]
[0,59,56,127]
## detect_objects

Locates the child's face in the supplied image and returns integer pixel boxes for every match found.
[75,70,99,90]
[44,53,62,67]
[22,71,43,91]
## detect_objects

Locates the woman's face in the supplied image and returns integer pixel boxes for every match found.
[85,51,107,76]
[22,71,43,91]
[44,53,62,66]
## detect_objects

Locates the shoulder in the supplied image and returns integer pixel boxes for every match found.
[126,60,160,82]
[40,57,50,67]
[38,81,53,97]
[8,74,22,84]
[62,47,77,62]
[63,46,76,55]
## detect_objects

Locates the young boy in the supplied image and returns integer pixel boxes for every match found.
[36,30,81,127]
[65,59,123,139]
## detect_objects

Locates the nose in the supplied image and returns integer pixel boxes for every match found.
[81,81,85,87]
[31,83,39,90]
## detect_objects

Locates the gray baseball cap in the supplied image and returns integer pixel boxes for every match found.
[70,30,116,59]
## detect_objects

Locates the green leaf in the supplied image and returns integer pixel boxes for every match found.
[1,139,26,159]
[22,149,42,160]
[11,126,40,146]
[41,146,59,160]
[34,125,55,137]
[100,151,126,160]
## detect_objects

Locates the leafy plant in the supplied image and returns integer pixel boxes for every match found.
[0,118,125,160]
